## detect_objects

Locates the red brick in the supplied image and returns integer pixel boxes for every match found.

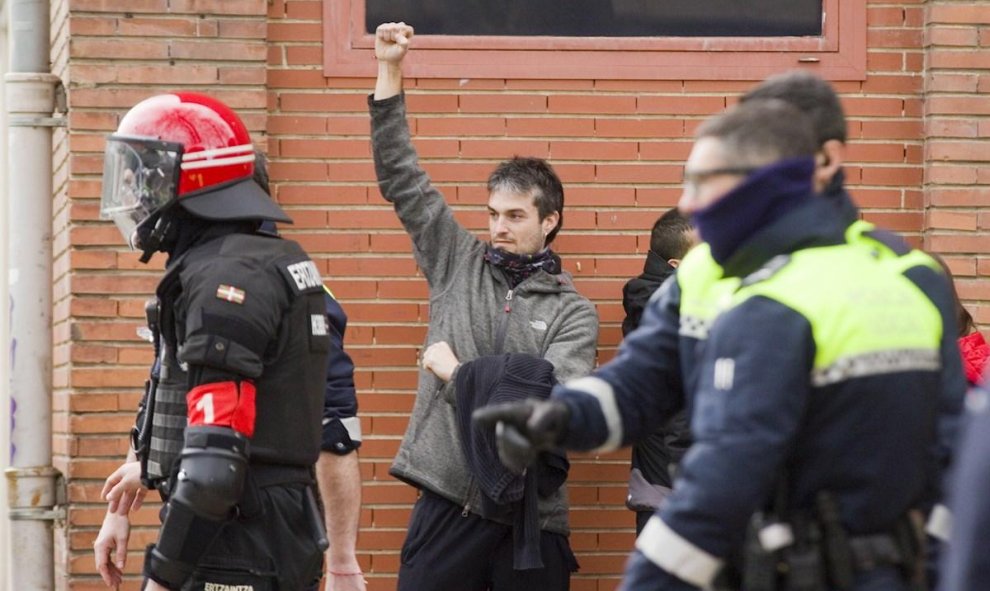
[549,95,637,115]
[868,6,906,26]
[71,38,169,60]
[404,94,459,113]
[928,164,979,185]
[550,140,637,161]
[928,140,990,162]
[170,40,267,61]
[926,26,980,47]
[847,143,911,163]
[416,78,505,91]
[461,139,550,159]
[869,28,923,48]
[867,51,905,72]
[506,117,596,137]
[929,4,990,25]
[416,116,506,136]
[929,210,979,231]
[929,51,990,70]
[926,119,979,138]
[280,92,368,112]
[168,0,265,14]
[268,22,322,42]
[595,164,681,184]
[637,95,725,115]
[595,118,684,139]
[68,0,166,11]
[218,18,266,39]
[860,166,923,186]
[905,52,925,73]
[284,0,321,19]
[926,73,980,93]
[459,94,547,113]
[861,74,923,94]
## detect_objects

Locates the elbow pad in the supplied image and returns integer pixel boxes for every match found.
[145,426,250,589]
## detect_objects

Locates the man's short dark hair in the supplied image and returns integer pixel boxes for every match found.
[696,99,817,168]
[740,70,847,147]
[650,208,693,261]
[487,157,565,245]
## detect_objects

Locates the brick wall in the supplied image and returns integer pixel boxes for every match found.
[50,0,985,589]
[924,2,990,326]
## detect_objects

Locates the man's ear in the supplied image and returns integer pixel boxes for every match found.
[541,211,560,237]
[668,258,681,269]
[814,139,845,191]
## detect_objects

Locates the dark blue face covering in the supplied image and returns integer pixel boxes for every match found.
[690,157,816,265]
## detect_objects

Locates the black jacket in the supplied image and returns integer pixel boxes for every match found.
[622,250,690,512]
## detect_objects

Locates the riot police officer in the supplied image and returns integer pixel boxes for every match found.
[98,92,330,590]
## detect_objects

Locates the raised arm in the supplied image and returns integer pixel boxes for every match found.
[369,22,478,288]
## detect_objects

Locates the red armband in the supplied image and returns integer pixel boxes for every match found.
[186,381,257,437]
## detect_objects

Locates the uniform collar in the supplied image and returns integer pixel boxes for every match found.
[720,198,847,279]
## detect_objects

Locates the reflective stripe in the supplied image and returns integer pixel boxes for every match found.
[567,376,623,453]
[811,348,940,387]
[181,143,254,161]
[636,516,723,590]
[181,153,255,170]
[926,503,952,542]
[340,416,363,442]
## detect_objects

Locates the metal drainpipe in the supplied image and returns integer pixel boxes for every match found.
[5,0,63,588]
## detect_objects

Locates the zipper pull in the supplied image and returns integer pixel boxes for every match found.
[462,503,470,517]
[504,289,513,312]
[505,289,514,301]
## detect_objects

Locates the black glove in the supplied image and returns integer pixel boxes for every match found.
[472,399,571,475]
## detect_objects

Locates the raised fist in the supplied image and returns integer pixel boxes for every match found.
[375,22,415,64]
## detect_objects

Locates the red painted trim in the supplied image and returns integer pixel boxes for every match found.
[323,0,866,81]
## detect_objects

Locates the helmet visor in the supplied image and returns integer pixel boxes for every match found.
[100,136,183,248]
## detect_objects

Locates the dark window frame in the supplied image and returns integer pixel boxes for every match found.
[323,0,866,81]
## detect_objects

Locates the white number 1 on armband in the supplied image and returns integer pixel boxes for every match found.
[195,393,215,424]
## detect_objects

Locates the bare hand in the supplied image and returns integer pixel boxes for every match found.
[145,580,168,591]
[422,341,460,382]
[94,511,131,588]
[375,22,414,64]
[102,461,147,515]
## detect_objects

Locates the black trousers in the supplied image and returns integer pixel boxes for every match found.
[152,482,325,591]
[397,490,579,591]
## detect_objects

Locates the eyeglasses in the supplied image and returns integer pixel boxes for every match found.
[682,166,758,194]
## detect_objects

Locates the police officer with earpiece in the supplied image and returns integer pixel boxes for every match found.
[96,92,330,590]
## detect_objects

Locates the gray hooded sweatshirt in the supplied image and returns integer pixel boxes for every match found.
[370,94,599,534]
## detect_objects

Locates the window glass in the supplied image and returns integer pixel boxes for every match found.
[365,0,823,38]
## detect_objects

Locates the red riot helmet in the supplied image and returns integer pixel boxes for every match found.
[100,92,291,254]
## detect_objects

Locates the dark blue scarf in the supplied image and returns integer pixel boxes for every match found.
[691,157,816,265]
[484,245,562,288]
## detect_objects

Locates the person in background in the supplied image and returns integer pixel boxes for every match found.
[932,254,988,386]
[255,152,367,591]
[621,209,696,534]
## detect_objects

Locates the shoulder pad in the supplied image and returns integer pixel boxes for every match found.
[278,258,325,295]
[740,254,791,288]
